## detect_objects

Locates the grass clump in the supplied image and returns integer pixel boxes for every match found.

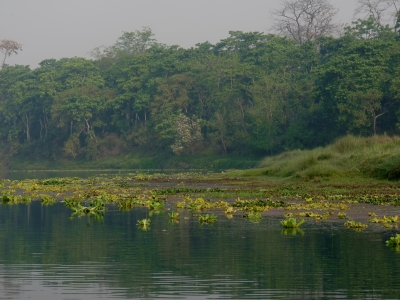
[235,135,400,180]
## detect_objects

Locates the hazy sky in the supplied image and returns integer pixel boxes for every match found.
[1,0,358,68]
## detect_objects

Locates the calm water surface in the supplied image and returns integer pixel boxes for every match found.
[0,169,211,181]
[0,201,399,300]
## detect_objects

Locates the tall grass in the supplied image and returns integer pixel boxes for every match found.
[239,135,400,180]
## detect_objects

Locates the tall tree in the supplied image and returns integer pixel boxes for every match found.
[90,27,158,61]
[316,35,395,135]
[271,0,339,44]
[0,39,22,69]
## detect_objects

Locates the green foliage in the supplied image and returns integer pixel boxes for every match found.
[168,211,180,221]
[344,221,368,230]
[64,197,82,208]
[196,213,217,225]
[68,199,106,222]
[40,194,57,206]
[386,234,400,250]
[137,218,151,231]
[280,218,305,228]
[2,193,31,205]
[244,211,262,223]
[369,215,398,225]
[1,19,400,164]
[238,135,400,180]
[232,198,285,209]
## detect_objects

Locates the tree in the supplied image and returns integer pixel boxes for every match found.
[271,0,339,44]
[354,0,400,26]
[0,39,22,69]
[171,114,202,155]
[315,36,395,135]
[345,16,397,40]
[90,27,158,61]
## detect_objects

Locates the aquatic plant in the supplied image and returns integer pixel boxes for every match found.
[197,213,217,225]
[168,211,180,220]
[40,194,57,206]
[382,215,398,223]
[224,206,236,214]
[386,234,400,248]
[2,194,31,205]
[137,218,151,230]
[296,211,331,220]
[69,199,106,215]
[176,197,218,211]
[280,218,305,228]
[64,197,82,208]
[344,220,368,230]
[232,198,285,209]
[369,215,398,224]
[149,200,165,210]
[337,212,348,219]
[285,201,348,211]
[244,211,262,223]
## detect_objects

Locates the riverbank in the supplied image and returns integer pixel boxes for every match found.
[227,135,400,181]
[3,135,400,184]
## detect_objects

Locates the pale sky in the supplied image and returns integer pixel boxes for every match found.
[1,0,358,68]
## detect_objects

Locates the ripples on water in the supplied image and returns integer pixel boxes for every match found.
[0,202,399,299]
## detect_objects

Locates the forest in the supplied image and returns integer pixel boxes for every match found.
[1,0,400,164]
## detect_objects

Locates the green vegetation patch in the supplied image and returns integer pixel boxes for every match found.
[235,135,400,181]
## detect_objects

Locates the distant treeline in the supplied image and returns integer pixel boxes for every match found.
[1,20,400,160]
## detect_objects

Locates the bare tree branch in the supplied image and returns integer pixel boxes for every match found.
[354,0,400,26]
[271,0,339,44]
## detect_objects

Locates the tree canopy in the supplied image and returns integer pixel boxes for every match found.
[1,17,400,161]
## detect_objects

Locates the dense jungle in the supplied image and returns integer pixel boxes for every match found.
[1,7,400,170]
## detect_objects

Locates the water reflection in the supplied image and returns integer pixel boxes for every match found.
[0,202,399,299]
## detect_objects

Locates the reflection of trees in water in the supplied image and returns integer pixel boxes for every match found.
[0,276,23,299]
[0,202,399,299]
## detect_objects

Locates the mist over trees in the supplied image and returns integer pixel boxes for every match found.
[1,2,400,161]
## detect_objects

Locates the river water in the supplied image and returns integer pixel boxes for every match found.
[0,199,400,300]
